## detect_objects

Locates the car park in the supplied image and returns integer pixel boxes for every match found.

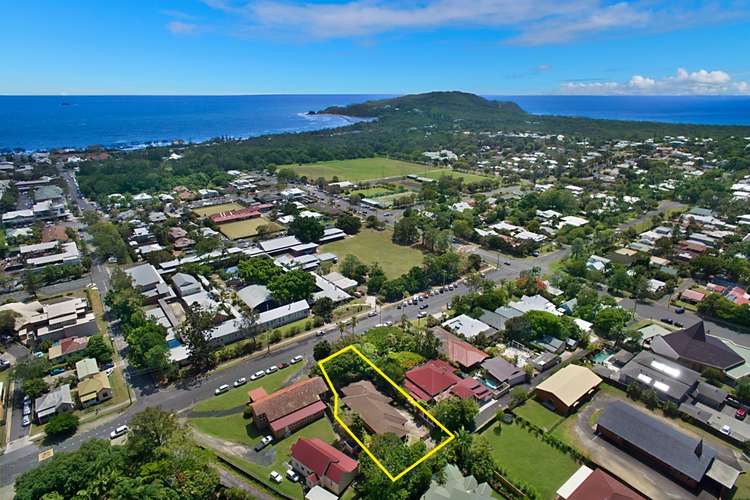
[265,365,278,375]
[290,355,303,364]
[233,377,247,387]
[250,370,265,381]
[269,471,283,483]
[110,425,129,439]
[214,384,230,395]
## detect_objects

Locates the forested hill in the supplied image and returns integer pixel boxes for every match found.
[77,91,750,198]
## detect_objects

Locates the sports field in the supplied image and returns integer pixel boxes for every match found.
[284,157,436,182]
[321,228,423,278]
[419,168,493,183]
[218,217,281,240]
[192,202,244,217]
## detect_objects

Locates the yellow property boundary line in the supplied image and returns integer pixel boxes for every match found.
[318,345,455,482]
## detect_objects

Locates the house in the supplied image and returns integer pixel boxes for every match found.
[533,335,565,354]
[75,357,99,380]
[647,278,667,295]
[249,377,328,438]
[422,463,494,500]
[259,235,303,255]
[507,294,561,316]
[280,187,305,200]
[172,273,203,297]
[340,380,408,438]
[431,327,489,370]
[651,322,744,372]
[534,364,601,414]
[20,241,80,268]
[586,255,611,273]
[305,486,338,500]
[77,372,112,407]
[680,289,705,304]
[448,377,492,404]
[530,352,560,372]
[290,437,358,495]
[596,401,738,493]
[5,297,98,344]
[441,314,493,340]
[47,336,89,362]
[404,360,460,402]
[35,384,74,423]
[619,351,700,403]
[125,263,175,304]
[556,466,645,500]
[481,357,526,388]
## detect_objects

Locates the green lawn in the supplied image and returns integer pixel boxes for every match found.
[419,168,492,184]
[514,400,565,431]
[321,229,423,278]
[218,217,281,240]
[482,422,579,499]
[211,417,337,498]
[283,157,436,182]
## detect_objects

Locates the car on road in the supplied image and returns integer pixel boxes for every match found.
[368,310,377,317]
[269,471,283,483]
[661,318,674,325]
[233,377,247,387]
[110,425,129,439]
[504,261,511,266]
[23,404,31,416]
[22,416,31,427]
[286,469,300,482]
[214,384,230,395]
[675,308,685,314]
[737,407,747,420]
[396,304,402,309]
[265,365,279,375]
[315,330,326,337]
[720,424,732,436]
[250,370,265,381]
[385,320,393,327]
[290,355,303,364]
[256,435,274,452]
[531,250,540,257]
[418,312,427,318]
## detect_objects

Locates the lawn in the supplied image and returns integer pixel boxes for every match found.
[321,229,423,278]
[482,421,580,499]
[284,157,436,182]
[192,202,244,217]
[514,399,565,431]
[218,217,281,240]
[419,168,492,184]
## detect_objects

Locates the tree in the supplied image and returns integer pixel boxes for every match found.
[467,253,482,272]
[126,407,182,462]
[288,216,324,243]
[178,305,217,372]
[268,269,317,303]
[89,221,129,262]
[340,255,368,283]
[45,412,79,438]
[703,367,724,387]
[510,387,528,405]
[85,335,113,364]
[313,340,332,360]
[0,310,18,336]
[736,377,750,404]
[367,263,387,294]
[237,257,284,285]
[392,217,419,245]
[312,297,335,322]
[15,358,51,380]
[504,315,533,343]
[357,434,432,500]
[126,321,169,374]
[593,307,631,342]
[22,377,49,399]
[431,397,479,433]
[335,214,362,235]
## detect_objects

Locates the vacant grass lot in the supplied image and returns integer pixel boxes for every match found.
[321,229,423,278]
[192,202,244,217]
[482,421,579,499]
[514,399,565,431]
[419,168,492,183]
[218,217,281,240]
[284,157,435,182]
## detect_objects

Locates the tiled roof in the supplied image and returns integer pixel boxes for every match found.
[251,377,327,422]
[340,381,408,438]
[404,360,460,400]
[566,468,646,500]
[291,437,358,485]
[449,377,491,401]
[432,327,489,369]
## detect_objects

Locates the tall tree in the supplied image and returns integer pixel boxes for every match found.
[178,305,217,372]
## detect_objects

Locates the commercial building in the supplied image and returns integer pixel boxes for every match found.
[651,321,744,372]
[255,300,310,332]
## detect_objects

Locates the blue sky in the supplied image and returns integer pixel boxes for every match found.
[3,0,749,95]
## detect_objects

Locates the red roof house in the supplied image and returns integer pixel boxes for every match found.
[290,437,359,495]
[558,466,645,500]
[449,377,492,403]
[432,327,489,370]
[404,359,460,401]
[250,377,328,438]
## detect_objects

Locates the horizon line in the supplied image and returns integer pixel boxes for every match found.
[2,93,750,98]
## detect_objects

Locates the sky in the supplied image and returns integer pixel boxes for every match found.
[3,0,750,95]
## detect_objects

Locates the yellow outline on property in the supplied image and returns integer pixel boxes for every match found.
[318,344,455,482]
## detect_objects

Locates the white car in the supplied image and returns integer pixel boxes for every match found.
[110,425,129,439]
[22,416,31,427]
[418,311,427,318]
[286,469,300,482]
[269,471,283,483]
[265,365,278,375]
[720,424,732,436]
[250,370,265,381]
[22,404,31,416]
[233,377,247,387]
[214,384,230,395]
[385,320,393,327]
[290,355,303,364]
[367,310,377,317]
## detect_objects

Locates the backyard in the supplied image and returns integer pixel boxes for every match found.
[481,421,580,499]
[513,399,566,431]
[192,202,244,217]
[321,228,423,278]
[218,217,281,240]
[283,157,436,182]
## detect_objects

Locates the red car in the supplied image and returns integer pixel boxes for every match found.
[736,408,746,420]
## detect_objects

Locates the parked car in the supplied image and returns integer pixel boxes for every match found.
[675,308,685,314]
[368,310,377,317]
[250,370,265,381]
[233,377,247,388]
[661,318,674,325]
[110,425,129,439]
[419,303,428,309]
[286,469,300,482]
[49,367,65,376]
[736,407,747,420]
[256,435,274,452]
[22,416,31,427]
[720,424,732,436]
[418,312,427,318]
[290,355,303,364]
[214,384,230,395]
[23,404,31,416]
[315,330,326,337]
[265,365,278,375]
[385,320,393,327]
[396,304,402,309]
[269,471,283,483]
[279,362,289,369]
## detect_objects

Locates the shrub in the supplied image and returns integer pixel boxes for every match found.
[45,412,79,438]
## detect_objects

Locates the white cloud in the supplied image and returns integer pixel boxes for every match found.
[199,0,749,45]
[167,21,202,35]
[561,68,750,95]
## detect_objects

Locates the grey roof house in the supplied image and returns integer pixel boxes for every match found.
[35,384,74,422]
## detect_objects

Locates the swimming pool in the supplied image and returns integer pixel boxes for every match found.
[592,350,614,364]
[167,338,183,349]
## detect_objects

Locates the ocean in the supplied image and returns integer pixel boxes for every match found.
[2,94,750,151]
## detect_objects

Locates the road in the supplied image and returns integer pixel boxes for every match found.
[618,200,687,232]
[57,164,94,213]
